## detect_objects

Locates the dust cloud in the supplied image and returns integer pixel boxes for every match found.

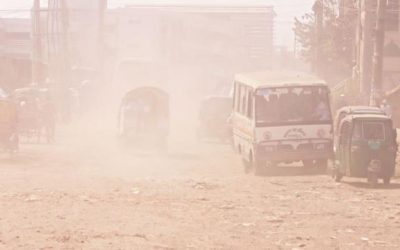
[1,1,400,249]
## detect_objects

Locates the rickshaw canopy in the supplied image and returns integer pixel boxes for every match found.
[336,106,385,116]
[339,114,391,126]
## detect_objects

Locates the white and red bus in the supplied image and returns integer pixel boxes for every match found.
[232,71,333,174]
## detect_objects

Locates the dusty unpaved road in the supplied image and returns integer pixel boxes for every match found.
[1,119,400,250]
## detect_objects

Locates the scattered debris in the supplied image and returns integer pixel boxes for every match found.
[241,222,256,227]
[130,188,141,195]
[152,244,175,250]
[25,194,41,202]
[361,237,370,242]
[264,216,284,223]
[191,181,218,190]
[220,204,235,210]
[79,195,97,203]
[374,240,387,245]
[132,233,148,240]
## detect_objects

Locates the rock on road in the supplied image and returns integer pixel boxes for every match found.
[0,120,400,250]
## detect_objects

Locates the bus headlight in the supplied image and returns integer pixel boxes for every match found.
[263,131,272,141]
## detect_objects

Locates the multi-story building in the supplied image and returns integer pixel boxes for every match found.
[108,4,275,95]
[0,17,32,89]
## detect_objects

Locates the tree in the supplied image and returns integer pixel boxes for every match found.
[294,0,357,82]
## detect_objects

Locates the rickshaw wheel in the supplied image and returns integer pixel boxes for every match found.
[334,169,343,182]
[367,173,378,187]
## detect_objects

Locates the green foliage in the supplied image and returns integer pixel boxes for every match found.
[294,0,356,82]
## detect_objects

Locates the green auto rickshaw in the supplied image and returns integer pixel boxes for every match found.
[333,113,397,186]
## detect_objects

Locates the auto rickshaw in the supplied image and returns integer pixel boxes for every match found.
[118,87,169,150]
[0,98,19,153]
[333,112,397,186]
[197,96,232,142]
[334,106,386,150]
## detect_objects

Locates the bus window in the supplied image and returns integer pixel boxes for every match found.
[240,85,247,115]
[247,90,253,119]
[256,86,331,125]
[234,82,241,113]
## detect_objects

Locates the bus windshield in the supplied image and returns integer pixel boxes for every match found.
[255,86,331,126]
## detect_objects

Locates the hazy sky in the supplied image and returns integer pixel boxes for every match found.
[0,0,315,47]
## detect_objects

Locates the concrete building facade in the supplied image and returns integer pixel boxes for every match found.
[108,4,275,95]
[0,17,32,89]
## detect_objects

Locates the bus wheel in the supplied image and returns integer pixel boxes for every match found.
[242,159,252,174]
[253,159,264,176]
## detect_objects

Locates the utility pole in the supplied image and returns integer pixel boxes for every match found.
[313,0,323,75]
[55,0,71,121]
[60,0,69,85]
[31,0,43,85]
[98,0,107,84]
[370,0,387,106]
[358,0,374,104]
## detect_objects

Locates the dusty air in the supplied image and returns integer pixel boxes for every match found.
[0,0,399,249]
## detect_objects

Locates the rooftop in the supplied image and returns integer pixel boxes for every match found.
[115,4,274,14]
[235,71,326,89]
[346,114,391,121]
